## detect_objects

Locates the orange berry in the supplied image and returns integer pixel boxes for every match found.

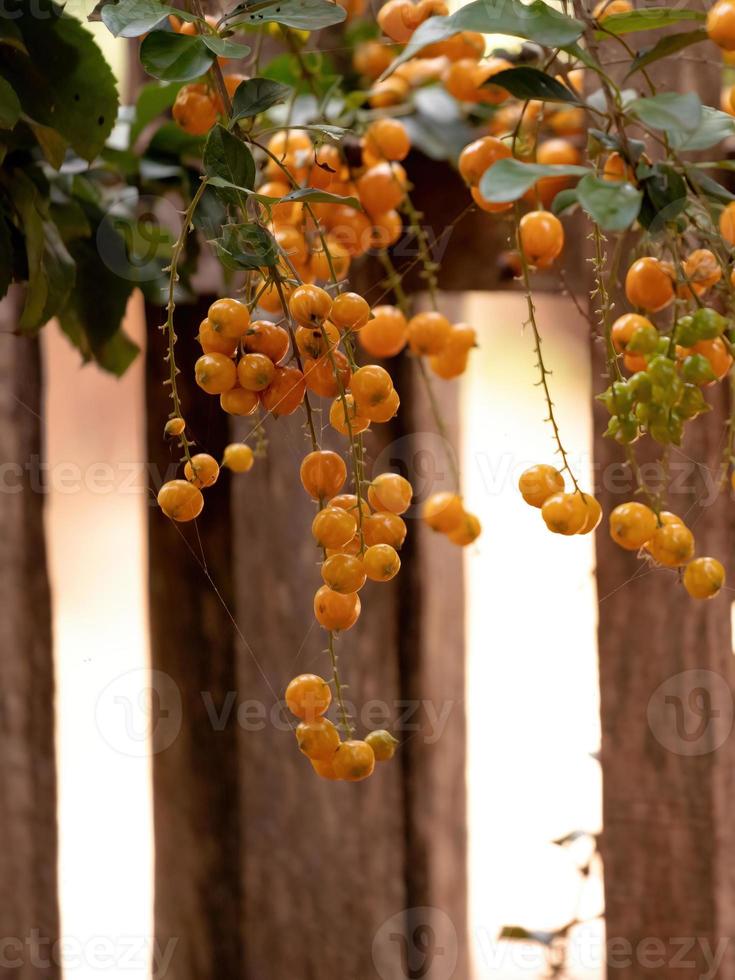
[683,557,726,599]
[295,322,340,360]
[289,283,334,326]
[365,729,399,761]
[406,311,452,355]
[198,318,238,356]
[237,352,276,391]
[285,673,331,720]
[332,740,375,781]
[647,522,695,568]
[330,493,371,520]
[351,364,394,409]
[519,211,564,267]
[708,0,735,49]
[458,135,511,187]
[310,756,341,780]
[691,338,733,381]
[363,543,401,581]
[300,450,347,499]
[331,292,370,332]
[357,162,407,216]
[377,0,418,42]
[359,306,408,358]
[364,118,411,161]
[260,365,306,416]
[625,257,675,312]
[610,313,656,353]
[222,443,254,472]
[172,84,217,135]
[541,491,588,535]
[312,506,358,549]
[208,297,250,339]
[593,0,632,19]
[603,151,635,183]
[194,352,237,394]
[609,501,657,550]
[367,472,413,514]
[362,387,400,422]
[364,511,407,548]
[354,39,395,80]
[321,553,367,593]
[447,511,482,545]
[681,249,721,298]
[304,350,352,399]
[518,464,565,507]
[296,718,340,761]
[368,209,403,249]
[313,586,361,630]
[157,479,204,522]
[329,394,371,435]
[184,453,220,489]
[422,491,464,533]
[310,237,351,281]
[164,417,185,437]
[243,320,290,363]
[577,494,602,535]
[369,76,410,109]
[220,386,259,416]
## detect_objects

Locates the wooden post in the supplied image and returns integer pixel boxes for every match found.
[0,291,59,978]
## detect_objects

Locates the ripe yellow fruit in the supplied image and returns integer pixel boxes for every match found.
[363,543,401,581]
[647,522,695,568]
[683,557,726,599]
[541,492,587,535]
[365,729,398,761]
[609,502,657,551]
[157,479,204,522]
[223,443,254,473]
[184,453,220,489]
[332,740,375,781]
[422,492,464,533]
[518,464,565,508]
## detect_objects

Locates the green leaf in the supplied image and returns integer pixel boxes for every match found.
[628,92,702,136]
[130,81,182,144]
[9,170,75,332]
[281,186,361,208]
[231,77,292,121]
[686,167,735,204]
[224,0,347,30]
[97,0,174,37]
[670,106,735,151]
[595,6,705,35]
[486,67,580,104]
[575,173,642,231]
[478,158,589,203]
[0,20,28,54]
[0,78,21,130]
[551,187,579,215]
[624,29,707,79]
[94,329,141,375]
[638,164,687,231]
[203,125,256,203]
[22,115,69,167]
[212,223,279,270]
[139,31,214,81]
[383,0,583,77]
[200,34,251,58]
[3,5,118,162]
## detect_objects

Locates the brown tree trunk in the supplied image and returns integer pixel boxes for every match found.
[591,28,735,975]
[0,291,59,977]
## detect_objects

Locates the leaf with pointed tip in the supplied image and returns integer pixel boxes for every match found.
[575,173,642,231]
[200,34,251,58]
[624,28,707,79]
[212,223,279,270]
[0,77,21,130]
[479,158,589,203]
[203,125,256,204]
[224,0,346,31]
[628,92,702,136]
[487,67,580,104]
[231,78,292,121]
[140,31,214,81]
[595,6,705,36]
[670,106,735,151]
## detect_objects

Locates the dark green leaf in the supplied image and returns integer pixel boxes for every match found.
[22,115,68,168]
[575,173,642,231]
[0,20,27,54]
[130,81,182,144]
[212,223,279,270]
[140,31,214,81]
[628,92,702,136]
[3,6,118,161]
[0,78,21,130]
[487,67,580,104]
[224,0,347,31]
[478,158,589,203]
[639,164,687,231]
[383,0,583,77]
[94,329,140,375]
[146,121,204,159]
[551,187,579,215]
[685,167,735,204]
[231,77,292,121]
[670,107,735,151]
[587,128,645,162]
[595,6,705,35]
[200,34,251,58]
[98,0,175,37]
[203,125,256,203]
[625,29,707,79]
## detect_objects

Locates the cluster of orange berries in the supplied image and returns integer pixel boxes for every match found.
[519,464,726,600]
[519,464,601,536]
[156,439,254,522]
[284,673,398,781]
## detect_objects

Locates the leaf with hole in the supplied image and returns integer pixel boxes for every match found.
[575,173,642,231]
[383,0,583,77]
[231,78,292,121]
[212,223,279,270]
[478,158,589,204]
[486,67,580,104]
[140,31,214,81]
[224,0,347,31]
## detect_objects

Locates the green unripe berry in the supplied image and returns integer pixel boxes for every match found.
[647,355,677,387]
[628,323,659,354]
[681,354,716,386]
[629,371,653,402]
[675,315,698,348]
[692,307,726,341]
